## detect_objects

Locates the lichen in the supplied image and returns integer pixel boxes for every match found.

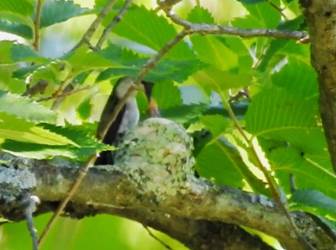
[113,118,195,200]
[0,166,36,202]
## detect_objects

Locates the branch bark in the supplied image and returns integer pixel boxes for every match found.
[0,118,334,250]
[300,0,336,173]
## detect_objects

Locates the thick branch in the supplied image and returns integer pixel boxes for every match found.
[165,9,308,41]
[300,0,336,173]
[0,118,334,250]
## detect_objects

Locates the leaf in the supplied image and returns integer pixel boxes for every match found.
[113,5,194,59]
[97,44,203,83]
[272,59,318,99]
[246,87,317,136]
[0,113,75,146]
[0,19,32,38]
[233,1,281,28]
[66,48,114,74]
[152,81,182,109]
[270,147,336,198]
[196,139,244,188]
[291,189,336,219]
[40,0,91,28]
[0,0,34,17]
[0,41,43,64]
[0,91,56,123]
[1,123,110,160]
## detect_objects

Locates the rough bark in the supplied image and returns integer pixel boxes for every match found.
[300,0,336,172]
[0,118,334,250]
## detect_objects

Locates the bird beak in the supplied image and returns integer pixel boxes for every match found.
[148,97,160,117]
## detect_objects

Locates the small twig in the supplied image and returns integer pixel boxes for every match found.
[23,195,40,250]
[37,86,91,102]
[33,0,44,51]
[165,9,308,41]
[143,225,173,250]
[223,101,315,250]
[267,0,288,20]
[71,0,118,52]
[96,0,133,49]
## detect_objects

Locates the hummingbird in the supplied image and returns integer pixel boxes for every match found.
[95,77,159,165]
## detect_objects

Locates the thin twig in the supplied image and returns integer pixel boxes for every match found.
[165,9,308,42]
[267,0,288,20]
[143,225,173,250]
[33,0,44,51]
[96,0,133,49]
[37,86,91,102]
[71,0,118,52]
[223,101,315,250]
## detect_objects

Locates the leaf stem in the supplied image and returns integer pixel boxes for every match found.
[71,0,117,52]
[33,0,44,51]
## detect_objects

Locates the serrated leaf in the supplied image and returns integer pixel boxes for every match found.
[272,59,318,99]
[0,41,42,64]
[113,5,194,59]
[66,48,114,74]
[233,1,281,28]
[152,81,182,109]
[270,147,336,198]
[291,189,336,219]
[97,44,203,83]
[0,113,75,146]
[41,0,91,28]
[196,139,244,187]
[0,19,32,38]
[0,0,34,17]
[0,91,56,123]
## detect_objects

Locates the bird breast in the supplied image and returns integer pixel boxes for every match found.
[117,98,140,134]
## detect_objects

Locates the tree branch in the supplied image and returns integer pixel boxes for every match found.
[164,9,309,42]
[0,118,334,250]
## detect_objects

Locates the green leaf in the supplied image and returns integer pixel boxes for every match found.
[152,81,182,109]
[97,44,203,83]
[272,59,318,99]
[0,0,34,17]
[291,189,336,219]
[41,0,91,28]
[246,87,317,136]
[0,19,32,38]
[2,123,110,160]
[0,113,75,146]
[0,91,56,123]
[66,48,114,74]
[113,5,194,59]
[0,41,43,64]
[233,1,281,28]
[196,139,244,188]
[77,97,92,120]
[270,147,336,198]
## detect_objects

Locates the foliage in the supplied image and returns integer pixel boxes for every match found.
[0,0,335,249]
